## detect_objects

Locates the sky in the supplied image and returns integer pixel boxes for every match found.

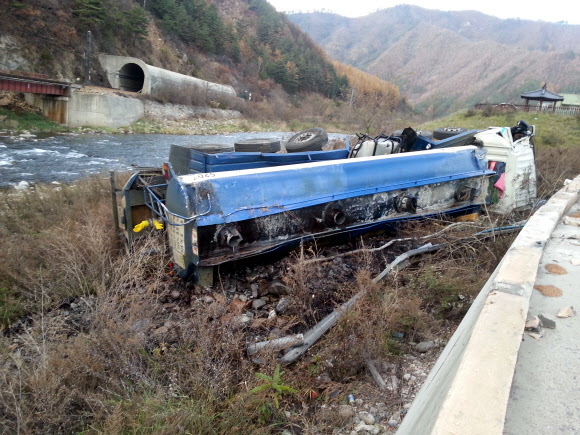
[267,0,580,25]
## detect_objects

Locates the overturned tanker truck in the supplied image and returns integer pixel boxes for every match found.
[113,121,536,284]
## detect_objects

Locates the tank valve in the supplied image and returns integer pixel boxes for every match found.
[396,196,418,213]
[323,208,346,227]
[219,226,243,248]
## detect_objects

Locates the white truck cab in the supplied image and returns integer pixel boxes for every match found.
[475,124,536,214]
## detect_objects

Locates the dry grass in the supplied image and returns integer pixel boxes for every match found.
[0,231,264,434]
[0,164,562,434]
[0,176,276,433]
[535,145,580,198]
[0,176,116,327]
[281,219,517,385]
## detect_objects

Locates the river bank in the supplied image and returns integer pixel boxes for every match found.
[1,91,341,136]
[0,104,282,136]
[0,105,339,138]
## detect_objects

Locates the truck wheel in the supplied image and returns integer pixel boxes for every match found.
[234,138,281,153]
[189,143,234,154]
[433,127,468,140]
[285,128,328,152]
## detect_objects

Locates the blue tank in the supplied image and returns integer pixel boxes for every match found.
[159,146,493,281]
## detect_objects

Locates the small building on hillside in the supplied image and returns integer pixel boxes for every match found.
[520,84,564,112]
[558,94,580,109]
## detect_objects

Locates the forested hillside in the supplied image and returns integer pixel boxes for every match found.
[0,0,349,100]
[290,5,580,116]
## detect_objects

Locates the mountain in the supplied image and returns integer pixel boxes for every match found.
[288,5,580,116]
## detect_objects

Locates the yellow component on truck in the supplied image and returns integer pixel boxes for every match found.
[133,219,164,233]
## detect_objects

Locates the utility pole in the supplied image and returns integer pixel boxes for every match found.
[85,31,92,84]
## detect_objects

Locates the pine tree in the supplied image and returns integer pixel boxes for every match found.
[72,0,107,30]
[123,5,149,46]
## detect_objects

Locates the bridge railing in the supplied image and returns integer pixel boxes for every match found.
[0,72,71,96]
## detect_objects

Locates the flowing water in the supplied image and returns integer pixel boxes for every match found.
[0,131,346,188]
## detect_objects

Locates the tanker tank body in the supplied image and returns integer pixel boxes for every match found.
[163,146,494,284]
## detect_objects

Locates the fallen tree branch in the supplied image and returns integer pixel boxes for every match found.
[247,334,304,356]
[280,242,444,365]
[372,242,445,283]
[279,291,366,364]
[366,359,387,390]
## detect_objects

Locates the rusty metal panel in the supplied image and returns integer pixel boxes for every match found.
[0,77,65,95]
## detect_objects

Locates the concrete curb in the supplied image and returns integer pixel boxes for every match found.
[398,175,580,434]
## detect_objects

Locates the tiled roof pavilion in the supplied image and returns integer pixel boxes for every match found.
[520,84,564,112]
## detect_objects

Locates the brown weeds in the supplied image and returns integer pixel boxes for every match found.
[535,146,580,199]
[0,175,542,433]
[0,176,116,326]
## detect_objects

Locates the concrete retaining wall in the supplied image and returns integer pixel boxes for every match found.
[67,92,144,128]
[24,94,69,124]
[26,89,244,128]
[398,175,580,434]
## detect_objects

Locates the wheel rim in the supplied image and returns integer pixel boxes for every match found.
[295,132,316,143]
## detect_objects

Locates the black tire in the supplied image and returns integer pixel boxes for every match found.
[234,138,281,153]
[433,127,468,140]
[285,128,328,153]
[189,143,234,154]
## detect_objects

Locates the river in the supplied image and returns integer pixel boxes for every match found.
[0,131,346,188]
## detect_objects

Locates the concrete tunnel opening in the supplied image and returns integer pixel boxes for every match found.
[118,63,145,92]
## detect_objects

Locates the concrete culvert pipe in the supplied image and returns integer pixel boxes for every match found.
[118,63,145,92]
[99,54,236,99]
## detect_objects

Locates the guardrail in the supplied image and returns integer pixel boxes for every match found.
[398,175,580,434]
